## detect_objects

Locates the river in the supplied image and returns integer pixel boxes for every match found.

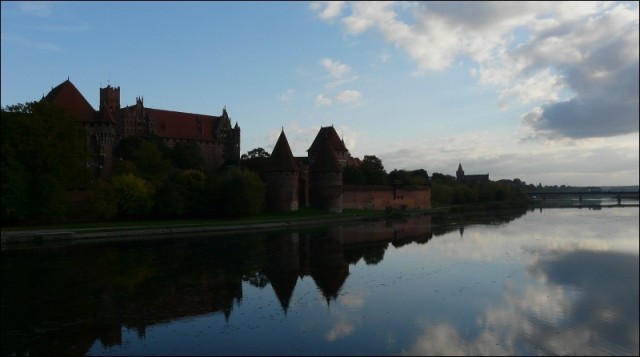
[1,206,638,356]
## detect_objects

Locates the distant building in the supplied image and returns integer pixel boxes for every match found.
[43,79,240,178]
[456,163,489,184]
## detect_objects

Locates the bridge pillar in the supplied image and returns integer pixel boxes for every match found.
[617,195,621,205]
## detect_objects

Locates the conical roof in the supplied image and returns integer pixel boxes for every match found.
[44,79,96,122]
[269,129,299,172]
[307,126,348,153]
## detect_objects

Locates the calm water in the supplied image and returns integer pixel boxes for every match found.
[2,207,638,356]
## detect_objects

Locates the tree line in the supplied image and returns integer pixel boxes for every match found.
[1,102,530,225]
[1,102,265,224]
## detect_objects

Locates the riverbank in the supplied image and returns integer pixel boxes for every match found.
[11,200,618,249]
[1,208,451,249]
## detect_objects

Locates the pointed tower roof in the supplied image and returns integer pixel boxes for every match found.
[457,163,463,171]
[310,133,342,173]
[307,126,348,153]
[44,79,96,122]
[269,129,299,172]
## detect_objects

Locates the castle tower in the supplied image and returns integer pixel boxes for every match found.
[309,134,343,213]
[456,163,465,181]
[265,129,299,211]
[99,85,120,112]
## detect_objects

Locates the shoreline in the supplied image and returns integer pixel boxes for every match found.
[3,203,636,249]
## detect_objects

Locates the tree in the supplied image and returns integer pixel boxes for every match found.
[1,101,90,222]
[170,141,204,170]
[110,174,155,218]
[89,179,118,219]
[240,147,271,174]
[132,141,173,187]
[344,165,366,185]
[213,167,265,217]
[360,155,387,185]
[241,147,270,160]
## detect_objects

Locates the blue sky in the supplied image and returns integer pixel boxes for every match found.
[2,1,638,186]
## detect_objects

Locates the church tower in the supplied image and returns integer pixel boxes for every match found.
[456,163,465,181]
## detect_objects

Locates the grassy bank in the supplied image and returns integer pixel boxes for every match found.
[1,208,388,233]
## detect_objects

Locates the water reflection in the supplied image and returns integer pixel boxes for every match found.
[2,207,637,356]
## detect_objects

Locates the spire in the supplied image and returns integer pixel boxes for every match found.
[269,129,299,172]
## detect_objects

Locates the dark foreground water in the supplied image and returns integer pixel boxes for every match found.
[2,207,638,356]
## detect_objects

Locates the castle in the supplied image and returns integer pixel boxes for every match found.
[264,127,431,213]
[456,163,489,184]
[40,79,429,213]
[43,79,240,178]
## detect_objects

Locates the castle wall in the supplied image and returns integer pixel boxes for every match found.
[343,185,431,210]
[265,172,299,211]
[309,172,343,213]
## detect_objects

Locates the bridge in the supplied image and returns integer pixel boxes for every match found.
[524,190,639,205]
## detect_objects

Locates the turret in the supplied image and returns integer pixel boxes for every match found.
[265,129,299,211]
[99,85,120,112]
[309,134,343,213]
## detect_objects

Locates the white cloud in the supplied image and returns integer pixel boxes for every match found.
[320,58,352,80]
[309,1,346,22]
[18,1,53,17]
[279,89,294,103]
[336,90,362,106]
[0,33,61,51]
[312,1,640,140]
[315,93,332,107]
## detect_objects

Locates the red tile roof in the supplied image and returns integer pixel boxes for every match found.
[44,79,96,122]
[44,79,117,124]
[148,108,226,141]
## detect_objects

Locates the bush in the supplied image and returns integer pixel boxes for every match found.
[214,168,265,217]
[111,174,155,218]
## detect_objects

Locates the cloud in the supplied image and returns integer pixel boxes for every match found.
[319,57,357,87]
[0,33,61,51]
[375,132,639,186]
[18,1,53,17]
[309,1,345,22]
[336,90,362,106]
[311,2,640,140]
[315,94,332,107]
[279,89,295,103]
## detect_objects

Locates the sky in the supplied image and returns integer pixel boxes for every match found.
[1,1,638,187]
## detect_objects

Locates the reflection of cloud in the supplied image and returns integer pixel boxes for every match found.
[325,320,355,342]
[402,320,510,356]
[337,293,364,309]
[406,248,639,356]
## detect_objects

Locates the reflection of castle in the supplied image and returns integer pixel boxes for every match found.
[43,79,241,177]
[456,163,489,184]
[265,128,431,213]
[1,217,433,356]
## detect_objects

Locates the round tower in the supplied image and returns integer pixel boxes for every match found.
[309,133,343,213]
[265,130,299,211]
